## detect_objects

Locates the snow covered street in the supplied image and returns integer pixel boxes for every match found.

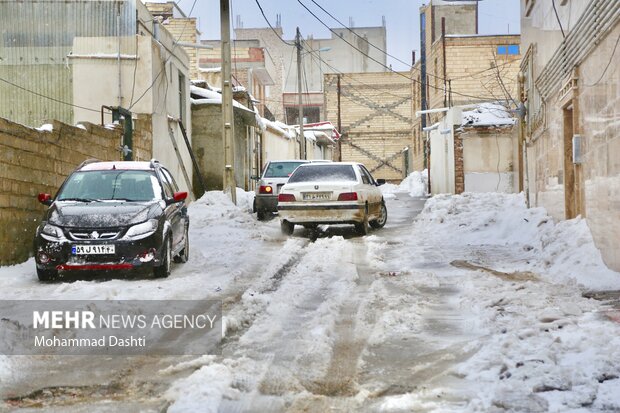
[1,185,620,412]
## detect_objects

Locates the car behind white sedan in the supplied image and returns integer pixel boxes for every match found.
[277,162,387,235]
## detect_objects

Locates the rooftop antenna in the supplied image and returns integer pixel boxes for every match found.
[382,15,386,27]
[349,16,354,27]
[276,13,281,28]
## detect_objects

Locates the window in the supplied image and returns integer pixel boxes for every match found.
[497,45,519,55]
[288,165,357,183]
[359,165,376,185]
[263,161,307,178]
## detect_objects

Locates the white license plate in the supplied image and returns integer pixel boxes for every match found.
[302,192,331,201]
[72,245,115,255]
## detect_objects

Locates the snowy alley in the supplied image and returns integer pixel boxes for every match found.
[1,176,620,412]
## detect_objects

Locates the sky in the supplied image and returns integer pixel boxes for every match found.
[180,0,521,71]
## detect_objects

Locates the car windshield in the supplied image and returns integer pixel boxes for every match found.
[57,170,161,202]
[263,161,307,178]
[288,165,357,183]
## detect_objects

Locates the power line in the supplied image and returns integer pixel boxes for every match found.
[295,0,498,103]
[0,76,100,113]
[253,0,294,46]
[307,0,417,73]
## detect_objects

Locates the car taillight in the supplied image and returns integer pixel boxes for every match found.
[259,185,273,194]
[337,192,358,201]
[278,193,296,202]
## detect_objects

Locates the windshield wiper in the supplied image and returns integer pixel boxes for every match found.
[58,197,98,202]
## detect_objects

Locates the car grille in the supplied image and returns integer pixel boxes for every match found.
[68,230,121,241]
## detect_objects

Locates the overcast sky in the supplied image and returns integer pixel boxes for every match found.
[181,0,521,71]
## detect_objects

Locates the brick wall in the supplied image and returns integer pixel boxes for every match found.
[0,116,152,265]
[454,133,464,194]
[325,72,413,182]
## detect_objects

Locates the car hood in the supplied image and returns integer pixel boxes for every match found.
[47,201,163,228]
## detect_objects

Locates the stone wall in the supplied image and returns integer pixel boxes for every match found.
[0,116,152,266]
[527,23,620,272]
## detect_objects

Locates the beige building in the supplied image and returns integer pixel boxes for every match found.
[414,1,521,179]
[235,24,387,124]
[520,0,620,271]
[324,72,413,181]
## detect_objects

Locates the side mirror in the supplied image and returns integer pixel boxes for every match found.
[376,179,386,186]
[172,191,188,203]
[251,175,260,181]
[38,193,53,206]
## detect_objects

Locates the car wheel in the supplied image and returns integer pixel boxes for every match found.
[280,220,294,235]
[355,205,370,236]
[257,209,267,221]
[174,226,189,263]
[370,201,388,229]
[154,236,172,278]
[37,268,57,282]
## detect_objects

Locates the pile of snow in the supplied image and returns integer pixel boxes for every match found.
[35,123,53,132]
[416,192,620,291]
[380,169,428,198]
[462,103,515,127]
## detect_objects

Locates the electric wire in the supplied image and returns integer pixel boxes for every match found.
[0,76,100,113]
[295,0,499,102]
[253,0,295,46]
[584,33,620,87]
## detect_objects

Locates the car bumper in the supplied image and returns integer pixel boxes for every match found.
[255,194,279,212]
[34,231,165,274]
[277,202,365,224]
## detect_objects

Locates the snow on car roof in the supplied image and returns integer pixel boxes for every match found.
[80,161,153,171]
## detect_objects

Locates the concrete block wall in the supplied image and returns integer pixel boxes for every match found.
[325,72,413,181]
[0,116,151,265]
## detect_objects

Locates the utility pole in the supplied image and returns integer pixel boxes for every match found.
[337,74,342,161]
[296,27,306,159]
[221,0,236,204]
[517,71,530,208]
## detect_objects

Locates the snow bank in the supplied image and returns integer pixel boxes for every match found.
[380,169,428,198]
[416,192,620,291]
[165,364,235,413]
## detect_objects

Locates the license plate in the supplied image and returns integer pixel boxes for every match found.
[72,245,115,255]
[302,192,331,201]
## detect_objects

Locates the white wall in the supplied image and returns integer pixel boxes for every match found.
[430,129,455,195]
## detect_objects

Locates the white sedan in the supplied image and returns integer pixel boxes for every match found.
[277,162,388,235]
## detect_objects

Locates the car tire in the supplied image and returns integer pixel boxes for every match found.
[281,220,295,235]
[257,209,267,221]
[174,226,189,263]
[37,268,57,282]
[370,201,388,229]
[355,205,370,236]
[154,236,172,278]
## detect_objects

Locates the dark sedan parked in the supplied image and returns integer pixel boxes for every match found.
[33,159,189,281]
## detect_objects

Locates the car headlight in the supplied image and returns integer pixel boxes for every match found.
[122,219,158,240]
[40,223,65,241]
